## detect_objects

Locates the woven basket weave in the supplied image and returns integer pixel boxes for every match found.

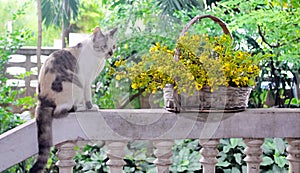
[163,14,253,113]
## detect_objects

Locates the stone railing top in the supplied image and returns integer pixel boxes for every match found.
[52,108,300,142]
[15,47,58,55]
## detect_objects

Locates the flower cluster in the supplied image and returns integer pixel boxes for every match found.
[115,34,266,94]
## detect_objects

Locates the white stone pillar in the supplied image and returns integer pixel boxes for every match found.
[106,141,127,173]
[243,138,264,173]
[199,139,220,173]
[56,141,77,173]
[286,138,300,173]
[153,140,174,173]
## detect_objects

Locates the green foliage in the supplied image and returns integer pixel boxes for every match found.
[261,138,289,172]
[41,0,80,27]
[284,98,300,108]
[124,141,156,172]
[171,140,202,173]
[217,138,247,172]
[0,5,31,134]
[213,0,300,108]
[216,138,289,173]
[74,1,105,33]
[74,144,109,172]
[155,0,205,16]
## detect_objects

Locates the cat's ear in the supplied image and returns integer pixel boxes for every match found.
[109,27,118,37]
[93,27,105,41]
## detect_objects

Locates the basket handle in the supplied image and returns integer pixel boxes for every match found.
[174,14,232,61]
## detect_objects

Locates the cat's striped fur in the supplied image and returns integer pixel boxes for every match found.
[29,27,117,173]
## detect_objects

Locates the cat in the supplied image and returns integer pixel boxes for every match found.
[29,27,117,173]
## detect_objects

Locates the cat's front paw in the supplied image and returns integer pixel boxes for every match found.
[76,104,87,112]
[89,104,99,111]
[86,101,99,111]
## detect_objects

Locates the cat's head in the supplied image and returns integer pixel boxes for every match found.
[90,27,118,59]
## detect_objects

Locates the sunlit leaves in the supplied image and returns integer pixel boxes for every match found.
[41,0,79,27]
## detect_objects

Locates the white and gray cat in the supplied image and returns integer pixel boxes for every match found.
[29,27,117,173]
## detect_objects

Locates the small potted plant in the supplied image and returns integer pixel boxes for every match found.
[115,15,267,112]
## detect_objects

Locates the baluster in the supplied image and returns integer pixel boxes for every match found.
[106,141,127,173]
[199,139,220,173]
[55,141,77,173]
[286,138,300,173]
[243,138,264,173]
[24,55,32,96]
[153,140,174,173]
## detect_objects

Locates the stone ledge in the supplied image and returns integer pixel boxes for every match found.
[53,108,300,142]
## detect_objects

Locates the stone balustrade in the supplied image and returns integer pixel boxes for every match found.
[0,108,299,173]
[6,47,58,96]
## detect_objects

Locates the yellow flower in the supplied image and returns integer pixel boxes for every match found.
[131,83,138,90]
[155,42,160,48]
[188,75,195,81]
[196,83,203,90]
[114,33,265,93]
[124,44,129,49]
[232,77,241,86]
[116,75,121,80]
[214,45,222,52]
[114,60,121,67]
[152,88,157,94]
[243,76,248,82]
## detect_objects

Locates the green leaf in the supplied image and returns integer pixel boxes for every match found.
[272,164,287,172]
[242,166,247,173]
[216,161,231,167]
[181,160,190,166]
[187,162,202,171]
[230,138,240,148]
[220,139,230,145]
[261,156,274,166]
[177,165,188,172]
[234,153,242,165]
[223,145,231,153]
[231,167,241,173]
[274,155,288,168]
[274,138,286,154]
[222,169,232,173]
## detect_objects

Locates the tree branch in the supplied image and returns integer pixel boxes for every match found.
[118,88,146,109]
[257,25,300,48]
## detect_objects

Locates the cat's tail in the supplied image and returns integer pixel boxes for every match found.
[29,105,54,173]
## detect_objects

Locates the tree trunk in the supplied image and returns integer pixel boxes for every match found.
[61,0,70,48]
[37,0,42,74]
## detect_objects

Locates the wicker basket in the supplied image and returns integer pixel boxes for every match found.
[163,14,253,113]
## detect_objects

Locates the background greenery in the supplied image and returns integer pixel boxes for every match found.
[0,0,299,172]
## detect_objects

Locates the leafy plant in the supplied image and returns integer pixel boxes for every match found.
[216,138,289,173]
[171,139,202,173]
[74,144,109,173]
[217,138,247,173]
[284,98,300,108]
[211,0,300,108]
